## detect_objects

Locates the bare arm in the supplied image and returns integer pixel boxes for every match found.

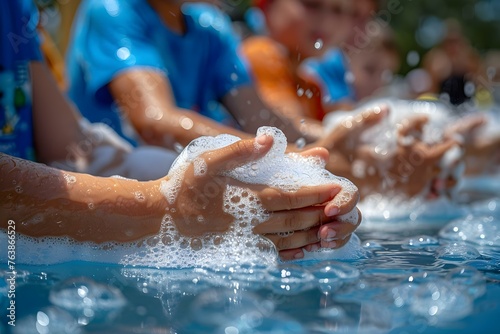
[108,69,252,148]
[31,62,86,163]
[0,136,361,260]
[221,85,324,143]
[0,152,165,242]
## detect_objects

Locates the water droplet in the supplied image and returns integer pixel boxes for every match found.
[314,39,323,50]
[134,191,145,202]
[191,238,203,251]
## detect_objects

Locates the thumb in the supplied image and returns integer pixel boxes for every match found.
[324,105,388,149]
[202,134,274,174]
[398,115,428,138]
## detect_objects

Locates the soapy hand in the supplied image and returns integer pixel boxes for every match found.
[445,114,500,176]
[167,135,360,261]
[319,105,458,198]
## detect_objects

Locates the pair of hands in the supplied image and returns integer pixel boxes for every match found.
[316,106,459,198]
[168,134,360,261]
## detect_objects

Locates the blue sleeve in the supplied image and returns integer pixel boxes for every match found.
[186,5,251,98]
[72,0,165,101]
[213,31,252,99]
[1,0,42,68]
[304,49,355,103]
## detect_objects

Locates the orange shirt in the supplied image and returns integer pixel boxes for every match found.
[240,36,326,121]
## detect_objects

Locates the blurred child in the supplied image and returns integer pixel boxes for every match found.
[241,0,463,199]
[304,24,400,111]
[241,0,353,121]
[422,20,482,106]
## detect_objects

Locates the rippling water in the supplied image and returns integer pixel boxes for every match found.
[1,197,499,334]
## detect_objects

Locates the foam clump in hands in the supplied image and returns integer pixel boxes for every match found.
[152,126,362,267]
[165,126,359,225]
[323,98,465,199]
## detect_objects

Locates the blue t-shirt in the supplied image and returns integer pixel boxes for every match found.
[0,0,41,160]
[66,0,251,145]
[302,48,356,105]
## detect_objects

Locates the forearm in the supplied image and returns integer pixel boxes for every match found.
[222,86,324,144]
[110,69,252,148]
[31,62,86,164]
[132,107,252,148]
[0,153,165,243]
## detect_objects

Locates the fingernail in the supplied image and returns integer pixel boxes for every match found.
[326,240,337,248]
[308,244,320,252]
[331,187,341,197]
[256,134,268,145]
[326,205,340,217]
[294,251,305,259]
[327,229,336,240]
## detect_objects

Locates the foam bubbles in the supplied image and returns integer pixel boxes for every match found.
[49,277,126,313]
[439,215,500,246]
[13,306,81,334]
[193,157,207,177]
[435,243,481,261]
[409,280,473,324]
[63,173,77,185]
[157,126,359,267]
[310,261,360,294]
[401,235,439,250]
[268,265,316,294]
[323,98,465,198]
[359,195,466,230]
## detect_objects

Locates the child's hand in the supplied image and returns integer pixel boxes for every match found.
[320,105,459,198]
[167,135,360,260]
[445,115,500,175]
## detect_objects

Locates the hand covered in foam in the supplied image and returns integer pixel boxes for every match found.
[160,127,361,261]
[322,101,462,198]
[445,113,500,176]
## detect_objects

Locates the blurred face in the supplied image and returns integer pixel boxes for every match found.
[350,49,399,99]
[265,0,352,59]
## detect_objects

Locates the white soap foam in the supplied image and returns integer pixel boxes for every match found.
[1,127,360,268]
[359,194,467,231]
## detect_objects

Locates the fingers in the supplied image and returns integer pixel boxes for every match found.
[264,226,320,251]
[201,135,273,174]
[258,184,341,211]
[324,187,359,217]
[317,208,361,247]
[279,248,306,261]
[398,114,429,138]
[252,206,328,234]
[426,138,459,162]
[323,105,387,150]
[446,115,486,139]
[261,208,360,251]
